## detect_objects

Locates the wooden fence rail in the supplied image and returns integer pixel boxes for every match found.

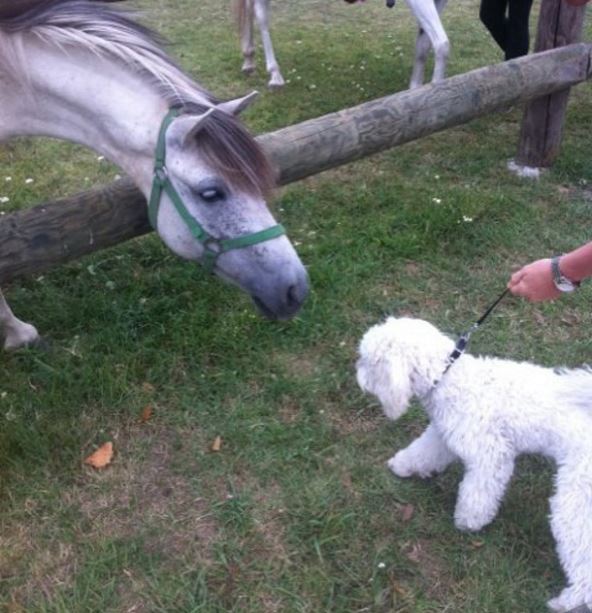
[1,43,591,283]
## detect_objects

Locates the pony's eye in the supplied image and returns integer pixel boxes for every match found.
[199,188,225,203]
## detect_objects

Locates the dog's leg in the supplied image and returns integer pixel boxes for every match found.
[388,423,457,478]
[546,463,592,612]
[453,453,515,532]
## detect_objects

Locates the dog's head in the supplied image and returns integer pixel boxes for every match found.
[356,317,453,420]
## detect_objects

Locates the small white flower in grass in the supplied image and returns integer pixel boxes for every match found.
[4,177,11,182]
[0,196,9,204]
[105,280,116,290]
[97,155,105,162]
[1,391,7,399]
[308,84,317,90]
[435,174,440,180]
[25,178,33,184]
[462,215,474,223]
[432,197,442,204]
[114,174,122,181]
[378,562,386,569]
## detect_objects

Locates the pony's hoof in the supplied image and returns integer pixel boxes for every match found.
[3,323,40,351]
[241,62,256,75]
[268,77,285,91]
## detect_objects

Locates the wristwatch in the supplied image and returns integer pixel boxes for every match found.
[551,256,580,292]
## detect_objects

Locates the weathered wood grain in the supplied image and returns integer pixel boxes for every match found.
[1,43,591,282]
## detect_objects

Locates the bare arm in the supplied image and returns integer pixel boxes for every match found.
[508,242,592,302]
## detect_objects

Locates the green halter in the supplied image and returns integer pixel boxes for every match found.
[148,107,285,273]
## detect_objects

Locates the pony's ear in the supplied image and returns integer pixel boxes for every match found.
[217,91,259,116]
[169,108,216,146]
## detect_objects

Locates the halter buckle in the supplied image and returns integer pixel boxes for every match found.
[154,166,168,184]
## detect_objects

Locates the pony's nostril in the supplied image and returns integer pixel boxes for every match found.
[287,284,299,308]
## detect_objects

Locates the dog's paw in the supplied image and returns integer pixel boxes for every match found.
[547,588,591,612]
[454,509,493,533]
[387,452,415,478]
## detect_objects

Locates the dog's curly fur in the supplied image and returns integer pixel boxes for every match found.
[356,317,592,612]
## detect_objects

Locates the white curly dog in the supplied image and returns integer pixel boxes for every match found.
[356,316,592,612]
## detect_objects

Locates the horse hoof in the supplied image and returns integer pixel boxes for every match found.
[241,63,256,75]
[268,78,285,91]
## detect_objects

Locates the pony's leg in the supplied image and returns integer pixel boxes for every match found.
[388,423,457,478]
[253,0,285,89]
[239,0,256,74]
[406,0,450,88]
[546,462,592,612]
[0,288,39,350]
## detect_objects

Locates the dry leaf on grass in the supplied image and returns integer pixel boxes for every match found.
[139,405,153,423]
[84,442,114,469]
[400,503,415,522]
[142,382,155,394]
[211,436,222,452]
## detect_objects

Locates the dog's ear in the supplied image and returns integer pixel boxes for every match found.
[356,354,413,421]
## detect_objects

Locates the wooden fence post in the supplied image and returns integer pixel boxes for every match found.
[514,0,588,169]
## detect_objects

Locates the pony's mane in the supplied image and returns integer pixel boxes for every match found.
[0,0,274,196]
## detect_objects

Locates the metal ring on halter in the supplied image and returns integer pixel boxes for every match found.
[154,166,168,184]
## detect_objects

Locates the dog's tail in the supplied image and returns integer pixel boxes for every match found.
[555,365,592,411]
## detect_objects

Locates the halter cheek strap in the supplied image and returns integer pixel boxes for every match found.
[148,107,285,273]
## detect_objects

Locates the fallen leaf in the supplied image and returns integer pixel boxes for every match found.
[470,539,485,549]
[392,581,407,597]
[139,405,153,423]
[211,436,222,452]
[84,442,114,469]
[141,382,155,394]
[533,310,546,325]
[405,542,422,563]
[400,503,415,522]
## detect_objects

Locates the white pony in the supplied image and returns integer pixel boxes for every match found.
[235,0,449,90]
[0,0,309,350]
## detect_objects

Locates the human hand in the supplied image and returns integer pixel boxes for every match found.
[507,258,561,302]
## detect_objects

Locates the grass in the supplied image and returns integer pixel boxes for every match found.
[0,0,591,611]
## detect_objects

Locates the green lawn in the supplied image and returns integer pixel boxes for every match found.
[0,1,591,611]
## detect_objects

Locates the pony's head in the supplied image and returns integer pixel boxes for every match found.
[149,93,309,320]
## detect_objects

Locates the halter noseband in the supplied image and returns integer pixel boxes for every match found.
[148,107,285,273]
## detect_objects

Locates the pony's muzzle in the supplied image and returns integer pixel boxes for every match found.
[251,266,309,321]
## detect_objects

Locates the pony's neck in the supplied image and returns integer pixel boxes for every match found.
[1,36,175,197]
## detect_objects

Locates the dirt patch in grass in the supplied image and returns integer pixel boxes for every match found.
[1,424,220,608]
[401,538,453,602]
[328,405,383,437]
[74,425,219,563]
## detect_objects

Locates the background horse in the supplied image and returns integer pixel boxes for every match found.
[236,0,285,89]
[0,0,308,350]
[235,0,449,90]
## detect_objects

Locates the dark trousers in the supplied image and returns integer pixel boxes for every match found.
[479,0,534,60]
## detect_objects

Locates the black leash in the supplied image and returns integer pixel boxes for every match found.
[433,288,510,386]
